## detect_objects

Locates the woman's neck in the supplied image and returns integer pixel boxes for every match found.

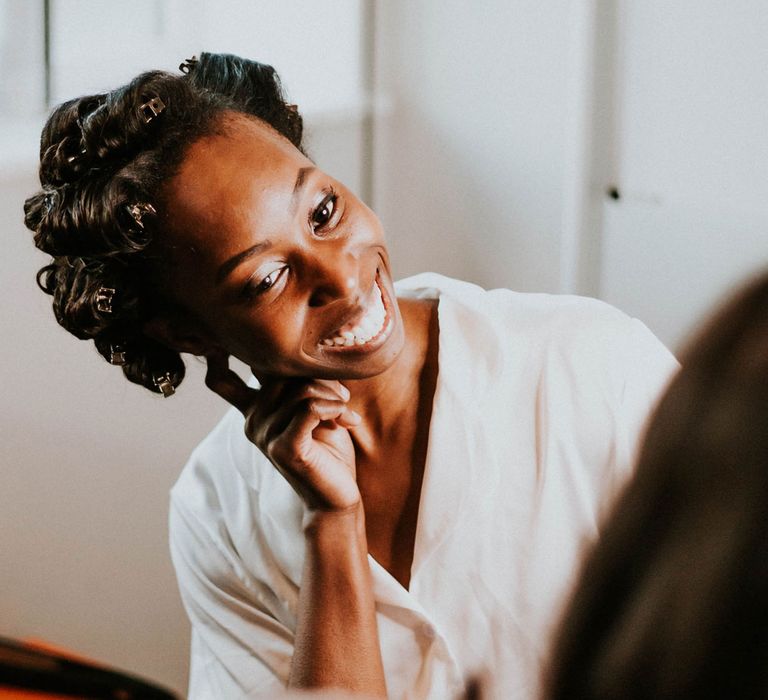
[344,297,439,455]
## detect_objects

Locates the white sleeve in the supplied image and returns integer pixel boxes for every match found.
[169,496,293,699]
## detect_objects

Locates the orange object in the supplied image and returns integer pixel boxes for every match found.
[0,689,74,699]
[0,636,178,699]
[18,640,100,668]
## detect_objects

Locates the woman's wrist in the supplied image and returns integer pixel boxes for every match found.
[301,500,366,543]
[291,494,385,695]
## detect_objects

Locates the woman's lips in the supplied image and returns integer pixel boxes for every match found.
[319,274,394,351]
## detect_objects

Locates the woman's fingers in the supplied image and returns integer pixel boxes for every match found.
[268,399,350,461]
[294,381,351,405]
[204,362,360,497]
[253,377,350,411]
[336,406,362,428]
[204,352,259,414]
[258,381,352,433]
[224,376,361,511]
[311,379,351,402]
[256,395,353,444]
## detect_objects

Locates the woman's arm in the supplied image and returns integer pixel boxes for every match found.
[291,505,385,695]
[204,352,387,697]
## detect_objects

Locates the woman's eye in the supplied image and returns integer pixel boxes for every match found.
[311,191,338,231]
[245,266,287,298]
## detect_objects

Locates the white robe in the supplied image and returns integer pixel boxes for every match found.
[169,273,679,699]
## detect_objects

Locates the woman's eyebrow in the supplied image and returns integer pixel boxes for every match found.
[216,240,273,284]
[290,166,316,214]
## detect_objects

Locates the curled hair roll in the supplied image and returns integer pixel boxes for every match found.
[186,52,304,152]
[24,52,305,396]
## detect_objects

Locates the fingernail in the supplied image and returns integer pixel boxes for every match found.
[349,410,361,423]
[339,384,351,400]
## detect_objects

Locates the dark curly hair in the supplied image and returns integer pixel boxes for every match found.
[23,52,304,396]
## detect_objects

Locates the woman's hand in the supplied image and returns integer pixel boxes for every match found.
[205,352,386,697]
[204,351,362,512]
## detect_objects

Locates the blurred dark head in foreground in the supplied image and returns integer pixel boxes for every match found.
[546,269,768,699]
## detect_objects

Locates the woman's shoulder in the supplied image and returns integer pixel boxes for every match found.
[397,272,647,347]
[404,274,677,407]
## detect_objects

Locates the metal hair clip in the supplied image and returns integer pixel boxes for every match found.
[66,148,87,164]
[95,287,116,314]
[43,190,57,214]
[153,372,175,398]
[108,344,126,365]
[127,202,156,229]
[179,56,199,74]
[139,96,166,124]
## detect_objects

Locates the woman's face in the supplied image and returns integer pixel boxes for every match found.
[159,113,404,380]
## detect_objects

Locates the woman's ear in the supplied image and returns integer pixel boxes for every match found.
[143,316,220,357]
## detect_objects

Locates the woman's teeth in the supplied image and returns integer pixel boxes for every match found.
[322,283,387,347]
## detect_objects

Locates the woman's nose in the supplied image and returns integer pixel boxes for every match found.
[307,251,361,307]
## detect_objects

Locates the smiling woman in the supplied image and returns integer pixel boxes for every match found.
[153,114,404,382]
[23,52,679,699]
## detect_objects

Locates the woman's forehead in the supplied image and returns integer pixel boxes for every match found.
[163,114,310,251]
[172,115,306,207]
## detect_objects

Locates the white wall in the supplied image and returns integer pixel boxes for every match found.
[0,171,211,691]
[372,0,768,352]
[599,0,768,350]
[49,0,367,126]
[373,0,572,293]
